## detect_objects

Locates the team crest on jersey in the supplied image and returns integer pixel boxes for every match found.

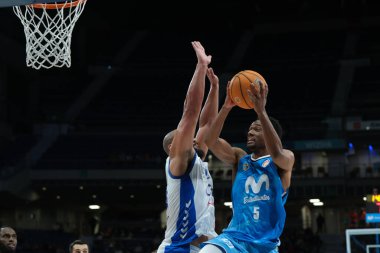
[262,159,270,168]
[243,163,249,171]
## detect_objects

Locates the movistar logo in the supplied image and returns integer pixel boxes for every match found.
[245,174,269,194]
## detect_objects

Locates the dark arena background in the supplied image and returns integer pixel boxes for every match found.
[1,0,380,252]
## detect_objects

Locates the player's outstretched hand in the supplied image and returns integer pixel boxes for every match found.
[191,41,212,66]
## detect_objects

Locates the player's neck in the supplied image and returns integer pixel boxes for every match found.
[251,149,268,159]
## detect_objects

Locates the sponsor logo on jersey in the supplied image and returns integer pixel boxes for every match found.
[244,195,270,204]
[206,183,212,196]
[245,174,269,194]
[208,196,215,206]
[262,159,270,168]
[204,168,211,179]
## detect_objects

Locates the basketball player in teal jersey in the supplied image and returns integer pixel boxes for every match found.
[157,41,219,253]
[199,80,295,253]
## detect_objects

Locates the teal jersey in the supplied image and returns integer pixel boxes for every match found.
[224,154,288,250]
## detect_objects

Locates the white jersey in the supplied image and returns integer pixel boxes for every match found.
[157,153,217,253]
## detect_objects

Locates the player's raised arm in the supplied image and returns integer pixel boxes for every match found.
[247,81,294,188]
[195,67,219,161]
[206,82,246,168]
[169,41,211,176]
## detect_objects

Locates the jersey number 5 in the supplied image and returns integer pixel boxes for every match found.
[253,206,260,220]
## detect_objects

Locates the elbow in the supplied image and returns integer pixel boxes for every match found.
[182,106,199,119]
[205,137,218,150]
[205,140,215,150]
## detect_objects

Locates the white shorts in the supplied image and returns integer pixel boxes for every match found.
[190,244,201,253]
[156,244,200,253]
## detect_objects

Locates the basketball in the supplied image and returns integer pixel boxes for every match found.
[229,70,268,109]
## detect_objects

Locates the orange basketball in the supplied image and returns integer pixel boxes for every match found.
[229,70,268,109]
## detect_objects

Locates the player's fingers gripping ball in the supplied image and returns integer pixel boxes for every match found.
[229,70,268,109]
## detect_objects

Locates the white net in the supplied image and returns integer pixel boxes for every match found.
[13,0,87,69]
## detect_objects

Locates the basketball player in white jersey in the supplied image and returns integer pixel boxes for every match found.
[157,41,219,253]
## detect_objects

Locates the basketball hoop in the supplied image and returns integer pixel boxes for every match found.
[13,0,87,69]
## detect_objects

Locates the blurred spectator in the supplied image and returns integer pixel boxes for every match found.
[0,227,17,253]
[69,240,89,253]
[349,209,358,228]
[316,213,325,234]
[358,207,367,228]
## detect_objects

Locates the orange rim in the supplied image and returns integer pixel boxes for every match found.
[31,0,86,9]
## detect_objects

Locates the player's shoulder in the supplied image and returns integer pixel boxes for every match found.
[233,147,247,160]
[281,148,294,156]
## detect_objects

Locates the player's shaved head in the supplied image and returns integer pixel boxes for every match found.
[163,130,177,155]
